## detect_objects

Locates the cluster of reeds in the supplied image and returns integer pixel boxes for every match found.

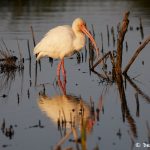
[0,40,25,91]
[0,49,18,73]
[0,44,24,74]
[1,119,14,140]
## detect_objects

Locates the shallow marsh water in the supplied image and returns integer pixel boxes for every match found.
[0,0,150,150]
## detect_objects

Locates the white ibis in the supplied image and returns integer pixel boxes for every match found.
[34,18,99,79]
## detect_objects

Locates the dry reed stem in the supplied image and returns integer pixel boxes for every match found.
[107,25,110,47]
[27,40,31,60]
[30,26,36,47]
[17,39,23,62]
[123,35,150,74]
[30,25,39,85]
[72,127,78,143]
[55,129,72,150]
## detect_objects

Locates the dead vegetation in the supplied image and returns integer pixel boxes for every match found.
[0,40,24,74]
[90,11,150,102]
[90,11,150,79]
[89,11,150,139]
[0,40,24,91]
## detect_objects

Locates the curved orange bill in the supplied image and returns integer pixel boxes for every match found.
[80,24,99,58]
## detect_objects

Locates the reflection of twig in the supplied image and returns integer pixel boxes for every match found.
[1,39,11,54]
[17,39,23,63]
[125,108,137,138]
[146,121,150,143]
[0,71,15,98]
[116,74,137,138]
[27,40,32,78]
[127,130,135,150]
[125,75,150,103]
[0,53,17,92]
[135,93,140,117]
[139,17,144,40]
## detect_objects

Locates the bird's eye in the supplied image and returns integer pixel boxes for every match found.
[80,23,86,28]
[82,22,86,27]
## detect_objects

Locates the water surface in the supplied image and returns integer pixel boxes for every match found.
[0,0,150,150]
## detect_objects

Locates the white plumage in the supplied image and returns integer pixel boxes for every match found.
[34,18,99,79]
[34,26,76,60]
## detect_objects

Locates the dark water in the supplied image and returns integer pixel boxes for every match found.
[0,0,150,150]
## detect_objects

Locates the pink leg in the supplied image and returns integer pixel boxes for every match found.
[57,60,62,79]
[61,59,66,80]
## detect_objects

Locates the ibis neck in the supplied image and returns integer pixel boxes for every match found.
[73,30,85,51]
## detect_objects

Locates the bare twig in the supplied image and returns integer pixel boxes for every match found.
[115,11,130,73]
[123,35,150,74]
[91,51,115,70]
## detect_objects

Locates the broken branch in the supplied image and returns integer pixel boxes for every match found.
[123,35,150,74]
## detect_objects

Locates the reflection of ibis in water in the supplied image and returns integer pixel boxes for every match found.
[38,93,102,149]
[38,94,92,129]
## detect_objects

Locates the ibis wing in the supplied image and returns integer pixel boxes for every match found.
[34,25,75,59]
